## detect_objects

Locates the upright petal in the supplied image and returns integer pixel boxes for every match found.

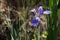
[38,6,44,16]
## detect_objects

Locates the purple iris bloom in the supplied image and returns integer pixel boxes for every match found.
[32,17,40,26]
[30,6,51,27]
[38,6,44,15]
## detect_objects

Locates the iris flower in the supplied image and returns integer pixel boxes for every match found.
[30,6,51,26]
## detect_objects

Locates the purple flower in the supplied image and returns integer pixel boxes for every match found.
[38,6,44,15]
[32,17,40,26]
[43,10,51,14]
[30,6,51,27]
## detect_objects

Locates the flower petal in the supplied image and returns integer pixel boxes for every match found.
[38,6,44,15]
[30,9,36,14]
[43,10,51,14]
[32,17,40,26]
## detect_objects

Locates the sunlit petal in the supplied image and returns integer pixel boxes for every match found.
[30,9,36,14]
[43,10,51,14]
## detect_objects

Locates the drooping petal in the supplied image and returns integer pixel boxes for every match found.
[32,17,40,26]
[38,6,44,15]
[43,10,51,14]
[35,17,40,21]
[30,9,36,14]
